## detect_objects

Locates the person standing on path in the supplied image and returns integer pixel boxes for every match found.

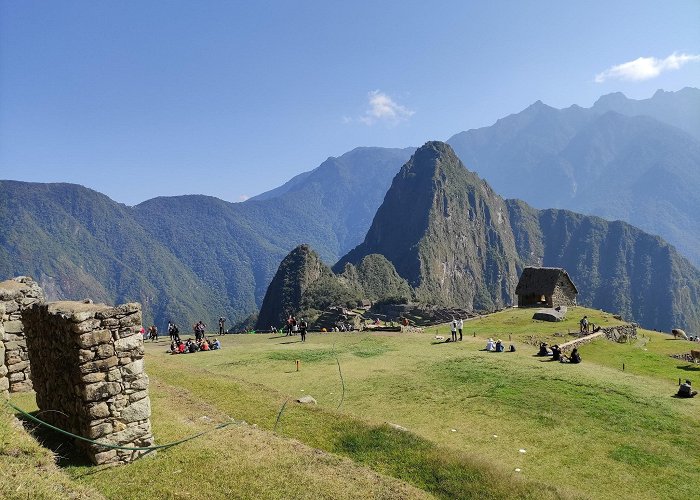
[451,319,457,342]
[300,318,307,342]
[458,318,463,341]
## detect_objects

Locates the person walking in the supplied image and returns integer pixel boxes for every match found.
[451,319,457,342]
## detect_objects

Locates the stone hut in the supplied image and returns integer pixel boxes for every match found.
[23,300,154,465]
[515,267,577,308]
[0,276,45,396]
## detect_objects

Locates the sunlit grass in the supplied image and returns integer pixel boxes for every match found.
[3,306,699,499]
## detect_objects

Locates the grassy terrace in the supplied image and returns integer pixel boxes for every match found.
[2,306,699,499]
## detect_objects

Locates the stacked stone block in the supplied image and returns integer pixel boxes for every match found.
[0,276,45,396]
[23,300,155,465]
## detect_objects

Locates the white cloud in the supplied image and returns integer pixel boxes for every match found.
[595,52,700,83]
[238,194,249,202]
[356,90,414,126]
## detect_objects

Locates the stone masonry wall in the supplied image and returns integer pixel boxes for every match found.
[560,323,638,352]
[23,300,154,465]
[551,282,577,307]
[0,277,45,396]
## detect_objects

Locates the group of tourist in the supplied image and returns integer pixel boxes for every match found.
[484,338,515,352]
[170,337,221,354]
[284,315,308,341]
[193,320,207,340]
[146,325,158,341]
[167,322,181,342]
[450,318,464,342]
[537,342,581,363]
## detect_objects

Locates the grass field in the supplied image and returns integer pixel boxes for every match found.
[3,306,700,499]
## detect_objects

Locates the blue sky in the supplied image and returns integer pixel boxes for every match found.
[2,1,699,205]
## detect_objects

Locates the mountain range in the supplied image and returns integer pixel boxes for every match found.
[1,88,699,332]
[447,86,700,266]
[0,147,411,327]
[259,142,700,332]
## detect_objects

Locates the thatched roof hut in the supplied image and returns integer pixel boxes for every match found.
[515,267,578,308]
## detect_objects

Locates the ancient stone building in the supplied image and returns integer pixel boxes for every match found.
[515,267,578,308]
[0,276,45,396]
[23,300,154,465]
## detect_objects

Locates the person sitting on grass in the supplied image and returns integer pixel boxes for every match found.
[210,338,221,350]
[538,342,550,356]
[200,338,210,351]
[551,344,561,361]
[177,340,186,354]
[569,348,581,363]
[560,347,581,363]
[495,339,504,352]
[677,379,698,398]
[485,338,496,351]
[185,339,198,353]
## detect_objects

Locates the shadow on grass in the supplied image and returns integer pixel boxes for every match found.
[277,340,302,345]
[676,364,700,371]
[15,410,93,469]
[268,335,287,339]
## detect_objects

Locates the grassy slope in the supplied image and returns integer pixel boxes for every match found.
[3,306,699,499]
[0,394,103,500]
[142,306,698,499]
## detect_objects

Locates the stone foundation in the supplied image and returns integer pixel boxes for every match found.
[23,300,154,465]
[0,277,45,396]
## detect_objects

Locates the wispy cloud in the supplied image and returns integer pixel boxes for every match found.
[595,52,700,83]
[238,194,249,202]
[345,90,414,126]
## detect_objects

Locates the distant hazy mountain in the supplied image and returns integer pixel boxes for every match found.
[251,146,415,253]
[447,87,700,267]
[591,87,700,140]
[332,142,700,331]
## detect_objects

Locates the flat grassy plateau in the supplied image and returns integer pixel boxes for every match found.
[2,307,699,499]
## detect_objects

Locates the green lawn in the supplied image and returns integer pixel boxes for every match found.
[4,306,700,499]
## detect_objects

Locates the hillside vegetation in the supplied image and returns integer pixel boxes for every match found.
[335,142,700,332]
[3,306,699,499]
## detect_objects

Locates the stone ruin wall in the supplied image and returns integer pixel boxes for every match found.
[600,324,638,342]
[23,300,155,465]
[560,323,638,352]
[0,277,45,396]
[551,283,577,307]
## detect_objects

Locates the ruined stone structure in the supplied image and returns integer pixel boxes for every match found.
[23,300,154,465]
[560,324,638,352]
[0,277,45,396]
[515,267,578,308]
